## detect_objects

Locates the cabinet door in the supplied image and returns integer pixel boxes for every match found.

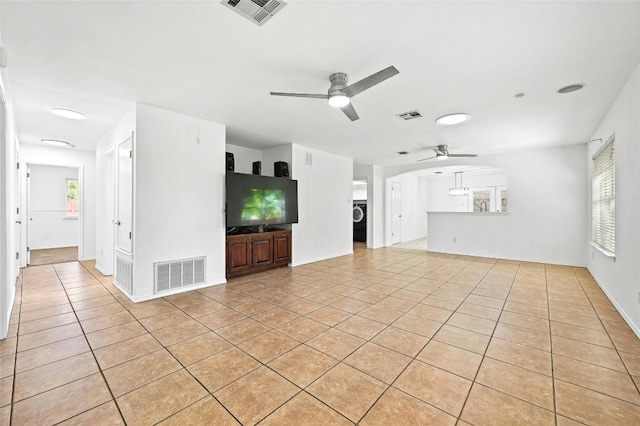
[273,232,291,265]
[252,236,274,267]
[227,237,251,275]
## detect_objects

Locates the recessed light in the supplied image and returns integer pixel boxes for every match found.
[557,84,584,94]
[435,113,470,126]
[41,139,75,148]
[50,108,87,120]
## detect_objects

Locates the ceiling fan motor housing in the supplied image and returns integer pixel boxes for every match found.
[329,72,348,97]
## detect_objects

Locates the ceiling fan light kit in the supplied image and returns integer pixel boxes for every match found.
[270,66,399,121]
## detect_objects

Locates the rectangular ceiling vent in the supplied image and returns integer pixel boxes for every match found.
[397,110,423,120]
[154,256,206,294]
[222,0,287,26]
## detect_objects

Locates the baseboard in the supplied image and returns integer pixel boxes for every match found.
[94,264,109,276]
[114,279,227,303]
[587,266,640,340]
[425,249,586,268]
[290,249,354,267]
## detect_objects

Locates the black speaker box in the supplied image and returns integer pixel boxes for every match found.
[252,161,261,175]
[226,152,234,172]
[274,161,289,178]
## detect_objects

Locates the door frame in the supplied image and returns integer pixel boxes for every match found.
[22,162,84,264]
[391,181,402,245]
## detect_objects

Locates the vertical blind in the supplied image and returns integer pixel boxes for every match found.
[592,136,615,254]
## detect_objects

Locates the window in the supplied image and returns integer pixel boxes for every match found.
[65,178,79,218]
[592,136,615,254]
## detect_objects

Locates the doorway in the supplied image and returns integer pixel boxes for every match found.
[25,163,82,265]
[391,182,402,244]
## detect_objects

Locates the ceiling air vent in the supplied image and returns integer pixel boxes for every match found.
[222,0,287,26]
[397,110,423,120]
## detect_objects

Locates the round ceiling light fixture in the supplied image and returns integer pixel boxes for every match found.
[328,93,350,108]
[435,113,470,126]
[41,139,75,148]
[50,108,87,120]
[557,84,585,94]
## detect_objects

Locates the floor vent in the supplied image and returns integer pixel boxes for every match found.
[397,110,423,120]
[222,0,287,26]
[155,256,206,294]
[115,257,133,295]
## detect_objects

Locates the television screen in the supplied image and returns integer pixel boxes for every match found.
[226,173,298,228]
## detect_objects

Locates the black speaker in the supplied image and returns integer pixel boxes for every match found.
[252,161,261,175]
[226,152,234,172]
[274,161,289,178]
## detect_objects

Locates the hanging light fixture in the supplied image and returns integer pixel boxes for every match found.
[448,171,469,196]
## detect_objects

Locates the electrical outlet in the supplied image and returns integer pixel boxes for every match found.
[453,237,457,243]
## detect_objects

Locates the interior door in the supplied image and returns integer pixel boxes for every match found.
[25,167,31,265]
[14,151,21,270]
[391,182,402,244]
[116,134,133,254]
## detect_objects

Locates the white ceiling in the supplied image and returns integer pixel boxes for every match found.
[2,1,639,168]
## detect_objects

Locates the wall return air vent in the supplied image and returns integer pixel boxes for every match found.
[154,257,206,294]
[222,0,287,26]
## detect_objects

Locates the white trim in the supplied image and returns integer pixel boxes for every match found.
[589,241,615,260]
[588,266,640,340]
[290,249,354,267]
[114,279,227,303]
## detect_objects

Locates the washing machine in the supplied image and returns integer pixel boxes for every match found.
[353,201,367,242]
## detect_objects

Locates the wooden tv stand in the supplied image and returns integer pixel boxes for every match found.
[226,229,291,278]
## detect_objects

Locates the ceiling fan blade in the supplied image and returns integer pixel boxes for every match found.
[447,154,478,158]
[340,103,360,121]
[343,66,399,98]
[270,92,328,99]
[417,156,437,162]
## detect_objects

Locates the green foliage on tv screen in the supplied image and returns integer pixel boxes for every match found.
[241,189,284,221]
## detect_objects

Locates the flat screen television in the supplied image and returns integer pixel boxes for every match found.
[226,172,298,228]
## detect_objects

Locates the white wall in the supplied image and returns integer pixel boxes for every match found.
[0,51,19,339]
[133,104,226,299]
[587,65,640,336]
[353,182,367,201]
[427,144,588,266]
[95,105,136,275]
[292,144,353,265]
[225,144,262,175]
[385,172,429,245]
[20,144,97,261]
[28,164,79,249]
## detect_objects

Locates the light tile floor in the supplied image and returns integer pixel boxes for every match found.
[2,245,640,425]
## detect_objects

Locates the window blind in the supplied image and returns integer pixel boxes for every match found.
[592,136,615,254]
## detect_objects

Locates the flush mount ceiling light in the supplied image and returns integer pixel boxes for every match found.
[436,113,470,126]
[50,108,87,120]
[557,84,585,94]
[41,139,75,148]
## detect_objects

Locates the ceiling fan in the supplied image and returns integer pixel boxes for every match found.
[417,145,478,162]
[270,66,399,121]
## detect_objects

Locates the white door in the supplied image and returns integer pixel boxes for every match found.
[116,134,133,254]
[25,167,31,265]
[391,182,402,244]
